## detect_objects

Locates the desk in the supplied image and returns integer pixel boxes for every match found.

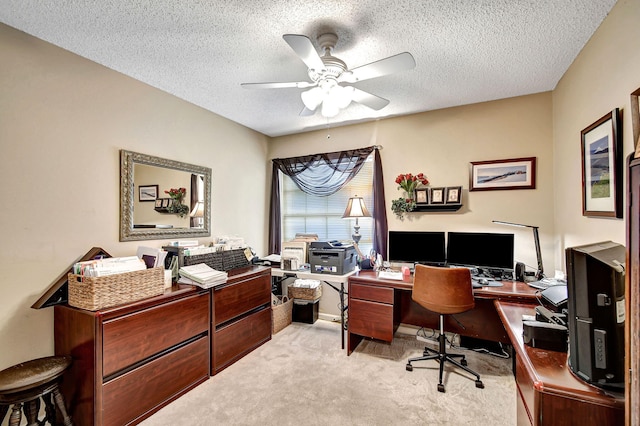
[347,270,539,355]
[495,301,624,425]
[271,268,356,349]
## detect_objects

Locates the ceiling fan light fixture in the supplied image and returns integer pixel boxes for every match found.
[335,85,354,109]
[301,86,323,110]
[321,99,340,118]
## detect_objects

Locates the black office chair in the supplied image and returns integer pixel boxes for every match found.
[406,264,484,393]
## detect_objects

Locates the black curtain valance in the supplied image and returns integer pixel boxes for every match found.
[272,146,374,197]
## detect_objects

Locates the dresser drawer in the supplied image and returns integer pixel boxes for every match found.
[350,282,394,304]
[102,336,209,426]
[103,292,209,377]
[213,307,271,373]
[348,298,395,342]
[214,273,271,325]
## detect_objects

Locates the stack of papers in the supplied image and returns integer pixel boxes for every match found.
[377,270,404,281]
[73,256,147,277]
[178,263,228,288]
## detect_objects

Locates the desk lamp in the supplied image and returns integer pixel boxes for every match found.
[492,220,544,280]
[342,195,371,244]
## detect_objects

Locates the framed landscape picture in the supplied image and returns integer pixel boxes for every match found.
[581,108,622,218]
[138,185,158,202]
[469,157,536,191]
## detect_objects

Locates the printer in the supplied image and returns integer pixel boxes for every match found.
[308,241,357,275]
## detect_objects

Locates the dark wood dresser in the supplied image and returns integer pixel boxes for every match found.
[54,285,210,426]
[211,266,272,375]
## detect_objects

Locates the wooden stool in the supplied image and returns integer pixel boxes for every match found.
[0,355,73,426]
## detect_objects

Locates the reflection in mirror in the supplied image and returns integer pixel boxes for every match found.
[120,150,211,241]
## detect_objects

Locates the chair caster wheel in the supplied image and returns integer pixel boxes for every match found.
[476,380,484,389]
[461,359,468,366]
[437,384,445,393]
[406,364,413,372]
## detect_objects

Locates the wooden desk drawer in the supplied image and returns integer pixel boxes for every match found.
[103,292,209,377]
[214,274,271,325]
[349,298,394,342]
[102,336,209,426]
[350,283,394,304]
[213,307,271,373]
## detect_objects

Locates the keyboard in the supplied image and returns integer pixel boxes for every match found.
[528,278,567,290]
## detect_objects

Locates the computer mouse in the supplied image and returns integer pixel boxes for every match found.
[478,278,489,285]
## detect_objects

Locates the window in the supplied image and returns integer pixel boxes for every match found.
[281,155,374,254]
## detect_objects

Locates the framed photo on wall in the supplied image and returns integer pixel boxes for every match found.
[469,157,536,191]
[581,108,622,218]
[445,186,462,204]
[430,187,445,204]
[632,87,640,158]
[138,185,158,202]
[415,188,429,204]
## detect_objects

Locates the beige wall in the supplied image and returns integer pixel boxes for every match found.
[0,23,270,369]
[269,94,555,315]
[552,0,640,269]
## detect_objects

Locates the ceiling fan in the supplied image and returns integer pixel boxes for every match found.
[241,33,416,118]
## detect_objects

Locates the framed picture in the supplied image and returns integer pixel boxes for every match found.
[581,108,622,218]
[445,186,462,204]
[469,157,536,191]
[155,199,163,208]
[632,87,640,158]
[415,188,429,204]
[430,187,445,204]
[138,185,158,201]
[162,198,171,208]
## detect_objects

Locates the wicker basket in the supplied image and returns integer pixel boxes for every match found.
[68,267,165,311]
[183,249,249,272]
[272,295,293,334]
[287,280,322,301]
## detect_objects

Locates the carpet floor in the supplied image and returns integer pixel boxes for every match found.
[140,320,516,426]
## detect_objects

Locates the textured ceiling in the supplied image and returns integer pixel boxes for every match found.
[0,1,617,137]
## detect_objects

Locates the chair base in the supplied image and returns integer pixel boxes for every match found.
[406,318,484,393]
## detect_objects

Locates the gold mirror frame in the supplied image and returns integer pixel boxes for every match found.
[120,150,211,241]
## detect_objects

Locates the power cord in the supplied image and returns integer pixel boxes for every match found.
[416,327,511,359]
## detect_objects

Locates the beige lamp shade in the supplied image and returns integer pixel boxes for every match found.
[342,196,372,218]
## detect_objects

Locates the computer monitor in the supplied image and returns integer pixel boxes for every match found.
[387,231,446,266]
[565,241,625,391]
[446,232,514,271]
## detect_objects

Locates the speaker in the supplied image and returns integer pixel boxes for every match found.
[515,262,526,282]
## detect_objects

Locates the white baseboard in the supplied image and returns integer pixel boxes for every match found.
[318,312,341,323]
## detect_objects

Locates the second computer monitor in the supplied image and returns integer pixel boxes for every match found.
[446,231,515,271]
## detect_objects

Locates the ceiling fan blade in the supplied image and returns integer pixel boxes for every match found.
[351,88,390,111]
[340,52,416,83]
[241,81,315,89]
[299,107,316,116]
[283,34,325,71]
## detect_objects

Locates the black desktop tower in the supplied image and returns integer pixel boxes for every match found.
[565,241,625,391]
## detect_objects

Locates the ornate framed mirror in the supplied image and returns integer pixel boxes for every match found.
[120,150,211,241]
